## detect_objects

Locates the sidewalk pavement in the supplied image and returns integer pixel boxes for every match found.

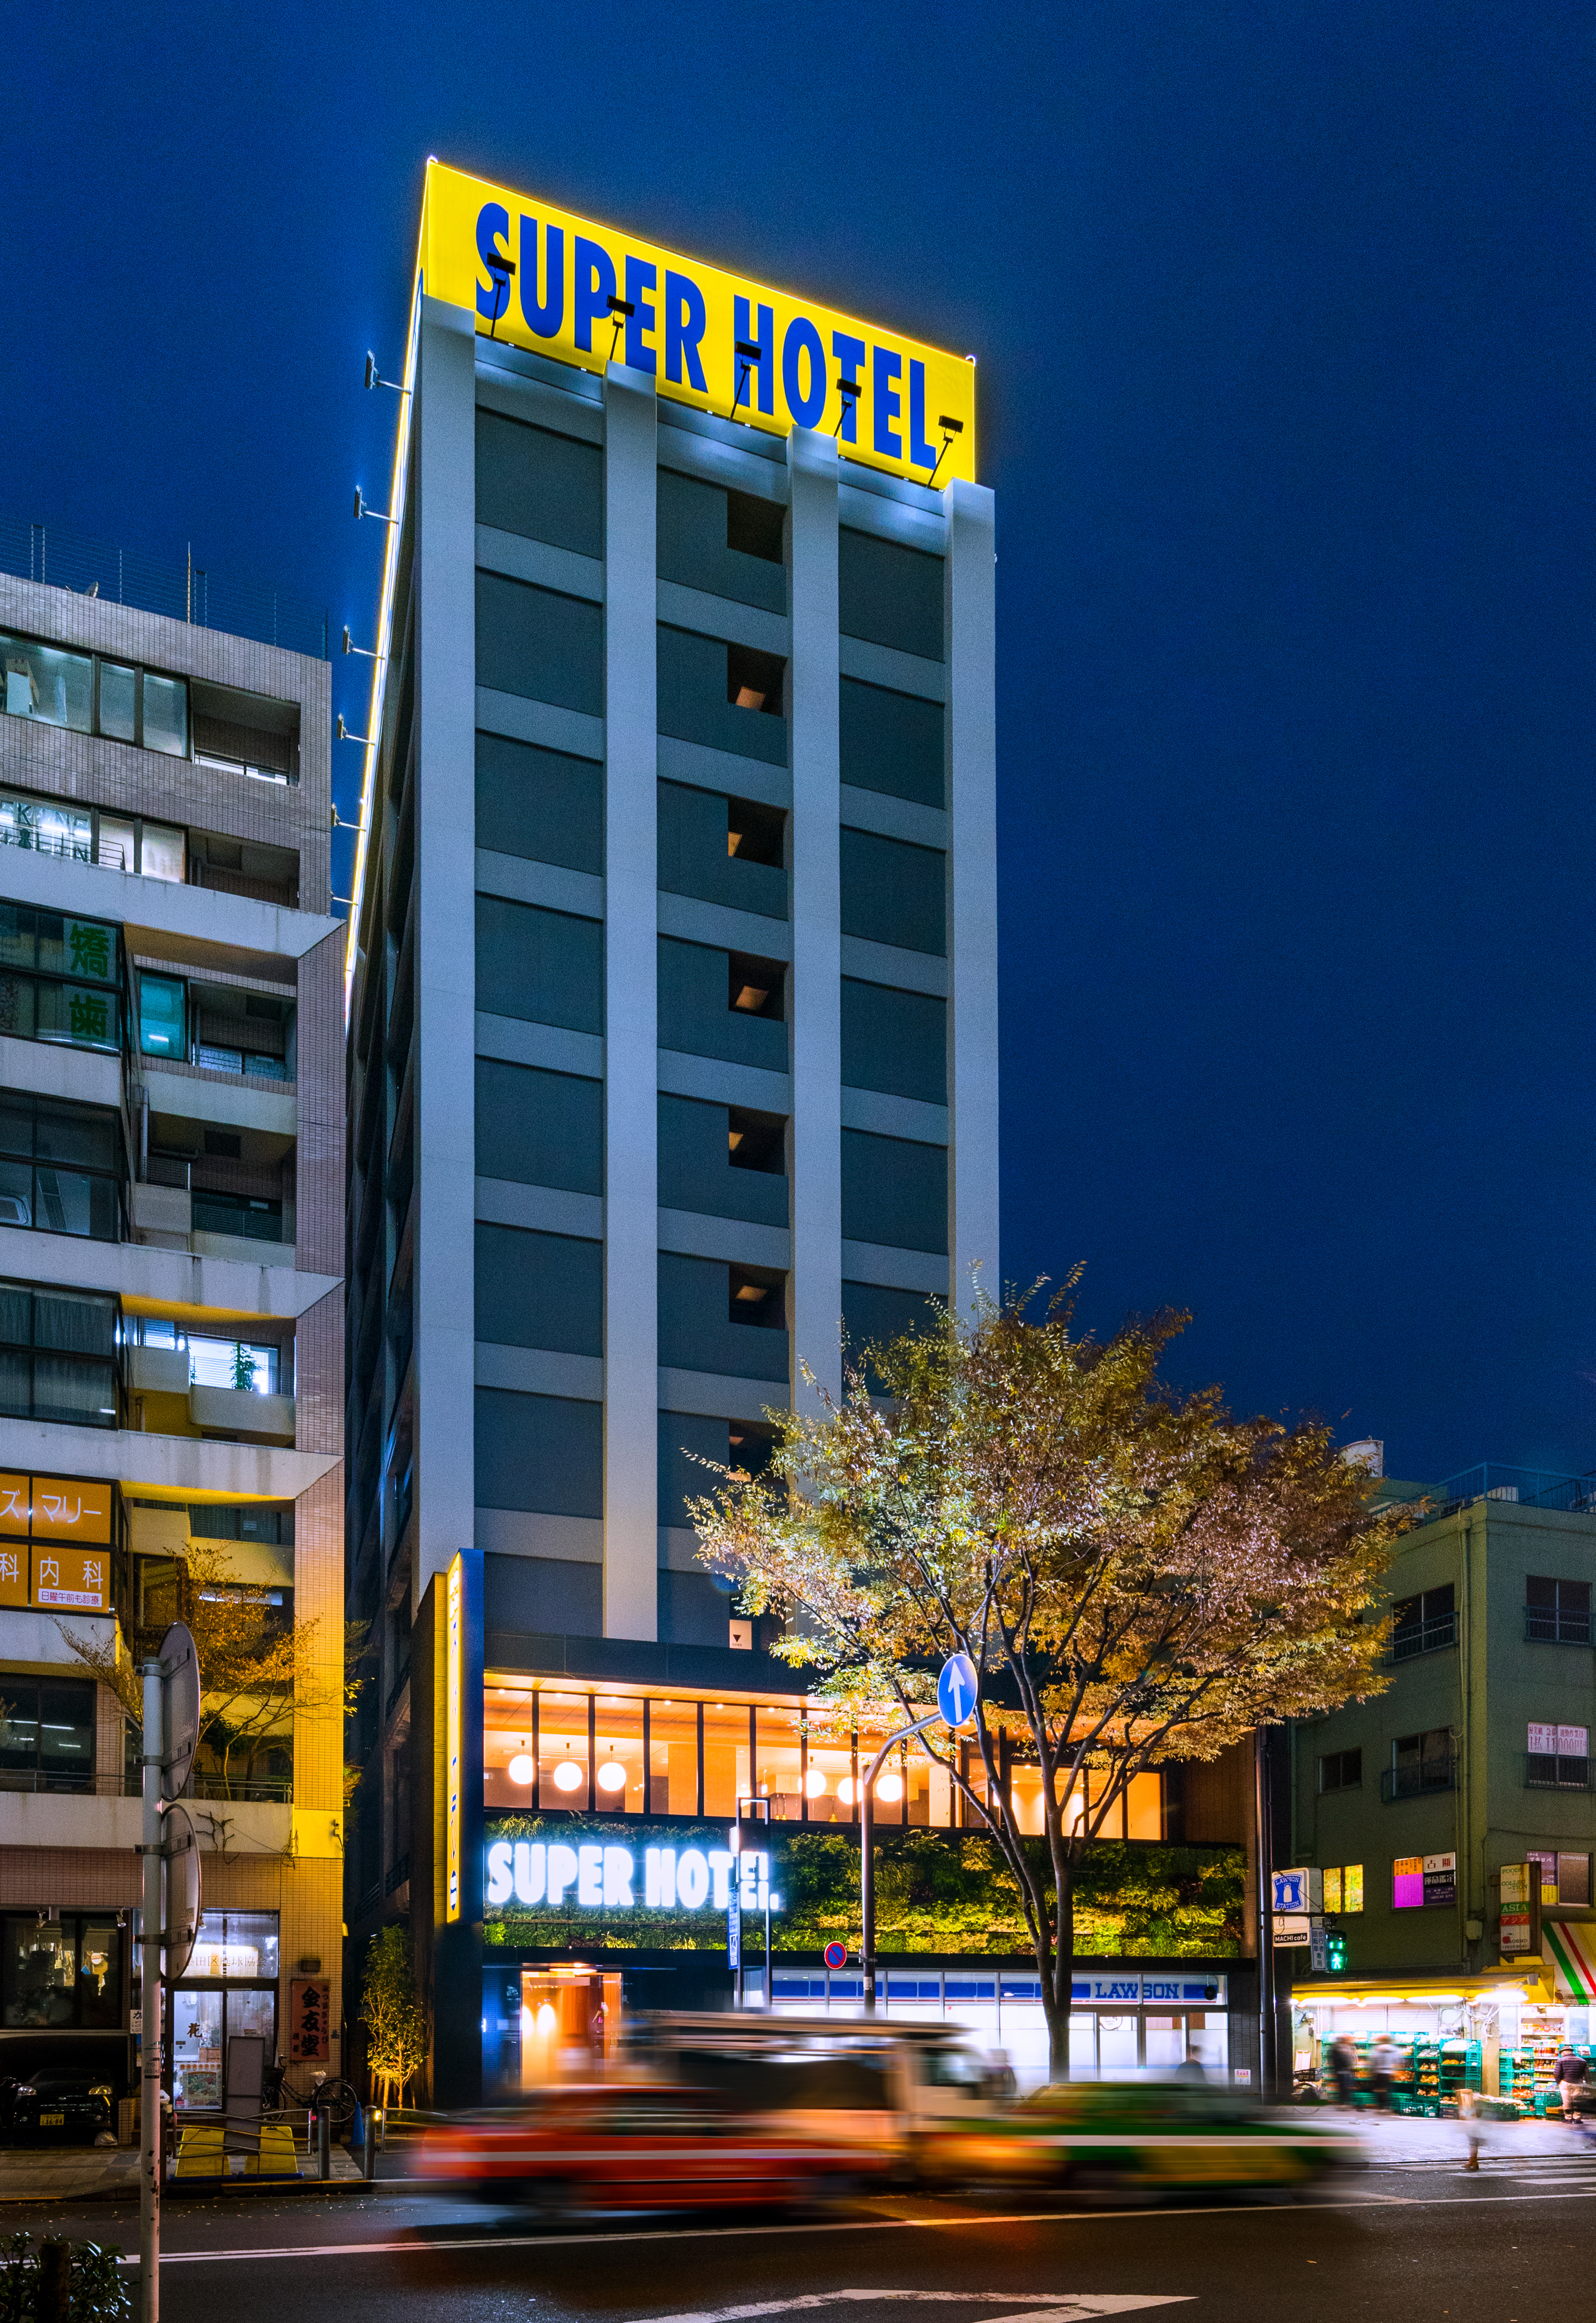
[1339,2109,1596,2165]
[0,2141,366,2204]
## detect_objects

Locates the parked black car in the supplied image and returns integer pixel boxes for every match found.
[1,2066,114,2143]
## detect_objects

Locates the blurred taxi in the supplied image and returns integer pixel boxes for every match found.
[916,2079,1359,2196]
[420,2081,890,2215]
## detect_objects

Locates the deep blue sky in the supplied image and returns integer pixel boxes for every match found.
[9,4,1593,1481]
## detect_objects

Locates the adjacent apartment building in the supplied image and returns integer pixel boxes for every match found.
[0,553,346,2109]
[1290,1461,1596,2008]
[343,163,1008,2100]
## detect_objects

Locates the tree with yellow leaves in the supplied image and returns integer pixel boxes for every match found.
[690,1290,1405,2077]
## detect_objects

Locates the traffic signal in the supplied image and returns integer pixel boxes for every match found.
[1326,1929,1348,1972]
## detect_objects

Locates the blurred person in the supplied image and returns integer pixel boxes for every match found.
[1369,2033,1401,2111]
[1328,2033,1358,2108]
[1458,2082,1483,2170]
[1173,2054,1207,2084]
[1554,2047,1588,2121]
[987,2049,1017,2100]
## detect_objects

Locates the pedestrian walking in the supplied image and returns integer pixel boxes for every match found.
[1369,2033,1402,2111]
[1554,2047,1589,2121]
[1458,2083,1484,2170]
[1328,2033,1358,2108]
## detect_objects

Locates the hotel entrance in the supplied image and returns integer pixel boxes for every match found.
[515,1965,623,2086]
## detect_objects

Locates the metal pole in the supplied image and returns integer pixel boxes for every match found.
[139,1659,162,2323]
[317,2101,331,2181]
[861,1713,940,2018]
[1254,1727,1276,2098]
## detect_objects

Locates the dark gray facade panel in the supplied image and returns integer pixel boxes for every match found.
[657,469,786,614]
[474,1221,603,1355]
[658,624,787,768]
[476,895,603,1033]
[840,978,948,1105]
[838,527,945,663]
[476,409,603,557]
[486,1548,603,1638]
[658,779,786,921]
[658,1567,733,1647]
[474,1386,603,1515]
[839,676,945,808]
[658,1251,790,1383]
[476,732,603,873]
[841,1127,949,1256]
[475,1057,602,1192]
[658,1092,788,1227]
[658,935,786,1072]
[842,1279,943,1390]
[477,570,604,716]
[658,1409,731,1528]
[840,826,947,957]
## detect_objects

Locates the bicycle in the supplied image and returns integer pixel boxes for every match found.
[262,2060,359,2136]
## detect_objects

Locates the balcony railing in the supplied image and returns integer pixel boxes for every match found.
[0,1768,134,1796]
[192,1773,292,1803]
[1390,1615,1458,1662]
[1,512,328,660]
[1381,1756,1459,1802]
[1526,1753,1592,1791]
[1525,1607,1592,1645]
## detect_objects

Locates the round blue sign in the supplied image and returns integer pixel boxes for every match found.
[937,1652,979,1730]
[823,1941,848,1970]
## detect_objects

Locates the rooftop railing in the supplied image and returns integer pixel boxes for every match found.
[1,513,328,661]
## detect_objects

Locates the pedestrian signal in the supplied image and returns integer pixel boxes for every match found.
[1326,1929,1348,1972]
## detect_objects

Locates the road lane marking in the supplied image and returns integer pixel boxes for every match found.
[641,2295,1192,2323]
[109,2181,1596,2264]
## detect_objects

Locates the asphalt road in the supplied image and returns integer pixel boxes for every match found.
[37,2152,1596,2323]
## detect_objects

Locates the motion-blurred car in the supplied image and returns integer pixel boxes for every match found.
[917,2079,1359,2197]
[420,2082,889,2216]
[1,2066,114,2144]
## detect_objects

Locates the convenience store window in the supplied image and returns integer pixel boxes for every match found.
[2,1912,123,2027]
[165,1911,279,2113]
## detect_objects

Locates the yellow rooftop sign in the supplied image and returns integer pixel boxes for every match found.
[419,160,977,488]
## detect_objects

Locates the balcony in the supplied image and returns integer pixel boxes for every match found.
[127,1348,297,1445]
[1381,1756,1459,1802]
[1525,1607,1592,1646]
[1526,1753,1592,1791]
[1390,1614,1457,1662]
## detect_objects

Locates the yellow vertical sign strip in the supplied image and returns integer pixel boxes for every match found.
[418,160,977,489]
[446,1553,462,1923]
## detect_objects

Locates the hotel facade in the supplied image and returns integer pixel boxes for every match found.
[344,166,1250,2100]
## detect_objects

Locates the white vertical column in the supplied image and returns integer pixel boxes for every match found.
[602,363,659,1639]
[943,478,1000,1315]
[787,427,843,1411]
[413,295,478,1595]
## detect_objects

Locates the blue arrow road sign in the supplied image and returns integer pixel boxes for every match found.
[937,1652,979,1729]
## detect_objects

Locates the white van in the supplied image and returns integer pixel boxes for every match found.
[634,2011,1002,2171]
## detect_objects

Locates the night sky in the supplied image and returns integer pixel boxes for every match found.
[8,4,1593,1483]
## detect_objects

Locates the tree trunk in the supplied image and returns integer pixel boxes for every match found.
[1044,1871,1076,2080]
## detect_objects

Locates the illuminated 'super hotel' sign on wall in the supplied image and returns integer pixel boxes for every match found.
[419,162,978,488]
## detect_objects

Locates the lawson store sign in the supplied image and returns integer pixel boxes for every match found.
[419,160,977,489]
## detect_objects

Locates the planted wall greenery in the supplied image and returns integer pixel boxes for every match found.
[481,1815,1244,1959]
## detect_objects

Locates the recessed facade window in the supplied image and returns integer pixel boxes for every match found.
[1318,1748,1362,1793]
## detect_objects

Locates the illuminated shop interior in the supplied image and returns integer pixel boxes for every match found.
[483,1679,1171,1835]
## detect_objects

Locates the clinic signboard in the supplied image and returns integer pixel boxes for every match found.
[418,161,977,489]
[0,1473,114,1610]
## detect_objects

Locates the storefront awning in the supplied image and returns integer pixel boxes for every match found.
[1544,1921,1596,2002]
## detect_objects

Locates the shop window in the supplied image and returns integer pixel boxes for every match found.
[168,1912,279,2113]
[1525,1575,1591,1645]
[1,635,92,730]
[2,1911,121,2029]
[1319,1748,1362,1793]
[138,973,186,1059]
[1384,1728,1456,1801]
[648,1699,700,1815]
[0,1277,120,1428]
[702,1702,752,1818]
[1391,1583,1456,1659]
[0,904,122,1058]
[0,1678,97,1793]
